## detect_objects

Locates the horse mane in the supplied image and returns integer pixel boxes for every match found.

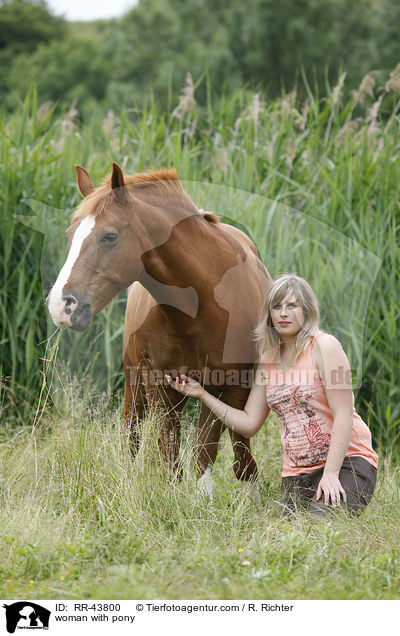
[123,168,181,190]
[72,167,219,224]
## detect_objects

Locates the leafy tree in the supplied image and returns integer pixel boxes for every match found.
[228,0,376,94]
[102,0,242,108]
[6,37,111,108]
[1,0,400,112]
[373,0,400,74]
[0,0,65,54]
[102,0,380,108]
[0,0,66,101]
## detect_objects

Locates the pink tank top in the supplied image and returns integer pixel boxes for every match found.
[264,331,378,477]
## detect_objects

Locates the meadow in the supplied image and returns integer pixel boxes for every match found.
[0,70,399,598]
[0,391,399,600]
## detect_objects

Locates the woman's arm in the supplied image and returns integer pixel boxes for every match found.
[313,334,354,506]
[166,363,270,438]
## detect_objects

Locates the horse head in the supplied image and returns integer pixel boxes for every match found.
[47,162,200,331]
[47,162,141,331]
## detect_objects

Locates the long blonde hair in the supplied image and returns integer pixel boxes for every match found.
[253,274,320,362]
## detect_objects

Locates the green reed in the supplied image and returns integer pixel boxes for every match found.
[0,75,398,448]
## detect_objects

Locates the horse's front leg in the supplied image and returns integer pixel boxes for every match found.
[122,356,147,455]
[146,381,187,478]
[195,402,225,502]
[228,429,258,482]
[227,428,260,504]
[225,386,260,504]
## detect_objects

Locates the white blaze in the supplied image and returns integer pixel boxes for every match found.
[48,215,95,327]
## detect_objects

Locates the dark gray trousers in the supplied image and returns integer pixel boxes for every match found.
[281,456,377,514]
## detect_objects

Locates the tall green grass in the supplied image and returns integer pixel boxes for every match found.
[0,75,399,448]
[0,398,399,599]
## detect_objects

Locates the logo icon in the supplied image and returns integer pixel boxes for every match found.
[3,602,51,633]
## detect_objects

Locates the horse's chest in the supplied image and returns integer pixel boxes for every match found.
[126,298,254,372]
[145,332,217,371]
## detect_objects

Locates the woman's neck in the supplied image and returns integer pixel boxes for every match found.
[280,336,298,352]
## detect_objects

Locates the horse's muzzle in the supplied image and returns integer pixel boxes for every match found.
[70,301,93,332]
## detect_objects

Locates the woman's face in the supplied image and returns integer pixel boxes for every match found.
[269,292,305,339]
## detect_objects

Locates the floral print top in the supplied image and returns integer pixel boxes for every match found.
[264,332,378,477]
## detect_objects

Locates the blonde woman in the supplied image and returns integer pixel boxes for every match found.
[166,274,378,514]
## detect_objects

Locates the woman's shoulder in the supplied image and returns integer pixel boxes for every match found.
[312,332,348,375]
[313,332,344,352]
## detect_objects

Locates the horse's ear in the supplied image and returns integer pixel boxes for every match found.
[75,165,94,197]
[111,161,127,203]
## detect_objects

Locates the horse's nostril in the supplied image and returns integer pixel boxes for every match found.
[62,294,78,308]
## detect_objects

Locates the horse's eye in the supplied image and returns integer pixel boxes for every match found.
[101,233,118,245]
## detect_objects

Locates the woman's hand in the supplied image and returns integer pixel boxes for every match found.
[165,374,204,400]
[316,472,347,507]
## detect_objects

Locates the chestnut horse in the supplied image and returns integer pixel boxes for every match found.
[47,162,272,500]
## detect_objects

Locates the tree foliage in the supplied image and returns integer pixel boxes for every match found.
[1,0,400,111]
[7,37,110,107]
[0,0,65,53]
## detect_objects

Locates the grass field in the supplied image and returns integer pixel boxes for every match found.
[0,377,399,600]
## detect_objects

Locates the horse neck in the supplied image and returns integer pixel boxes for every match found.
[135,199,237,321]
[132,187,198,254]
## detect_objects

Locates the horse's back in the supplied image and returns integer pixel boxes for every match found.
[218,223,258,256]
[216,222,272,301]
